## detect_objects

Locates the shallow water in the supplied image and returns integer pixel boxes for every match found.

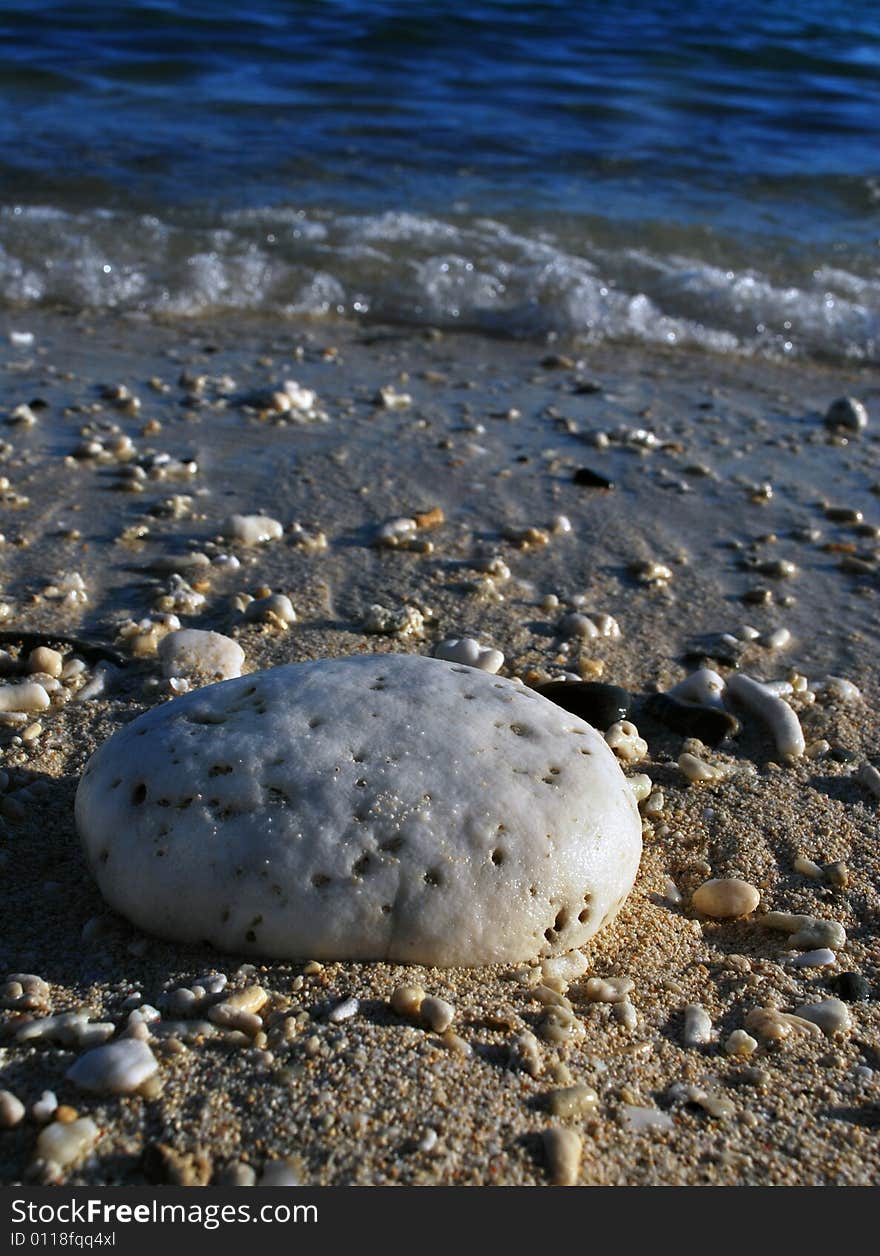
[1,2,879,359]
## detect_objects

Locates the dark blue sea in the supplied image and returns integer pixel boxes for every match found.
[2,0,879,360]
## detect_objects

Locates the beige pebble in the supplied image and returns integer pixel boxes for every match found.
[542,1127,582,1186]
[509,1030,542,1076]
[724,1029,758,1056]
[421,996,454,1033]
[28,646,63,678]
[548,1083,599,1119]
[36,1118,99,1169]
[692,878,760,919]
[0,1090,25,1127]
[390,984,425,1019]
[682,1003,714,1046]
[678,752,729,784]
[584,976,633,1003]
[538,1006,585,1043]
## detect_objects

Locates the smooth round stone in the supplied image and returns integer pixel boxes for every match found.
[691,877,760,919]
[75,654,642,966]
[66,1039,158,1094]
[534,682,631,731]
[824,396,868,433]
[159,629,244,684]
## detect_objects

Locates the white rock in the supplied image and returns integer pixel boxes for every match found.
[0,1090,25,1127]
[224,514,284,546]
[668,668,726,709]
[433,637,504,674]
[794,997,851,1036]
[620,1105,674,1133]
[36,1118,99,1169]
[726,673,805,759]
[75,654,642,966]
[0,682,50,714]
[159,630,245,684]
[244,593,297,625]
[66,1039,159,1094]
[682,1003,714,1046]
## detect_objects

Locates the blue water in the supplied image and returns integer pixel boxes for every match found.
[2,0,879,359]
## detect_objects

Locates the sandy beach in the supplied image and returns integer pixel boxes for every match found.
[0,309,877,1186]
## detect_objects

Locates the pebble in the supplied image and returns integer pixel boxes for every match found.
[542,1127,582,1186]
[857,762,880,800]
[678,752,729,785]
[31,1091,58,1123]
[223,514,284,545]
[0,1090,25,1127]
[645,692,738,745]
[420,996,455,1033]
[433,636,504,673]
[36,1118,100,1169]
[726,673,804,759]
[0,681,50,713]
[259,1159,302,1186]
[761,912,846,950]
[831,972,871,1002]
[824,396,868,433]
[692,878,760,919]
[793,854,824,880]
[682,1003,714,1046]
[794,998,851,1036]
[243,592,297,626]
[619,1104,674,1133]
[158,630,244,684]
[572,467,613,489]
[28,646,63,678]
[668,668,726,709]
[510,1030,542,1076]
[66,1039,159,1094]
[539,1006,585,1043]
[541,951,589,986]
[724,1030,758,1057]
[390,984,426,1018]
[605,720,647,762]
[534,681,630,730]
[547,1083,599,1119]
[76,654,642,965]
[819,676,861,704]
[328,996,359,1024]
[215,1162,257,1187]
[789,949,835,969]
[584,976,633,1003]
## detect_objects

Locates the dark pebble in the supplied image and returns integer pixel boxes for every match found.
[535,681,631,730]
[682,634,747,667]
[831,972,871,1002]
[831,746,859,763]
[643,693,740,746]
[572,467,614,490]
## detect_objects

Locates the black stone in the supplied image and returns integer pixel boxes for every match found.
[534,681,631,730]
[643,692,740,746]
[682,633,747,667]
[572,467,614,489]
[831,971,871,1002]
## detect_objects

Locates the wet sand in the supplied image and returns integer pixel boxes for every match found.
[0,310,878,1185]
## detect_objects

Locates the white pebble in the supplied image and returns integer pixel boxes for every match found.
[420,996,455,1033]
[75,654,642,966]
[328,997,359,1024]
[605,720,647,762]
[224,514,284,546]
[726,673,805,759]
[789,949,836,969]
[724,1029,758,1057]
[0,681,50,713]
[794,998,851,1036]
[159,630,245,684]
[31,1091,58,1124]
[819,676,861,704]
[36,1118,99,1169]
[0,1090,25,1127]
[66,1039,159,1094]
[668,668,725,708]
[433,636,504,674]
[678,752,729,784]
[682,1003,714,1046]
